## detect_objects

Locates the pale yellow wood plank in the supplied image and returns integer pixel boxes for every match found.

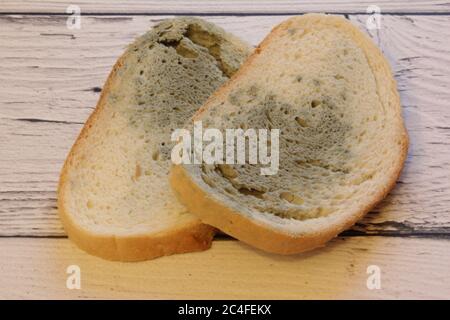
[1,0,449,14]
[0,237,449,299]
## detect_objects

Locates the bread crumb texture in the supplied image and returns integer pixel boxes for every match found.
[184,15,408,233]
[60,18,249,239]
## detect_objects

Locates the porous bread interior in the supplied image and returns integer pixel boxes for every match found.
[184,15,407,235]
[61,18,250,235]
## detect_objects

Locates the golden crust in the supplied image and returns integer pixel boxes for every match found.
[170,14,409,255]
[58,34,215,262]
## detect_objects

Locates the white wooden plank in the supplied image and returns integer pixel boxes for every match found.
[1,237,449,299]
[350,15,450,235]
[0,15,449,236]
[1,0,450,14]
[0,14,289,236]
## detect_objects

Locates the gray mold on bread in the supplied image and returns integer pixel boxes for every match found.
[122,18,249,160]
[199,85,352,221]
[58,17,251,261]
[170,14,408,254]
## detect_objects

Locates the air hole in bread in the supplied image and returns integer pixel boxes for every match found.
[238,187,265,199]
[280,192,304,205]
[311,100,321,108]
[133,164,142,181]
[218,164,238,179]
[224,187,237,195]
[175,42,199,59]
[201,174,216,188]
[351,172,375,185]
[295,116,308,128]
[152,150,160,161]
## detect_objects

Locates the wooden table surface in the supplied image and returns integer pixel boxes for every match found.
[1,0,449,299]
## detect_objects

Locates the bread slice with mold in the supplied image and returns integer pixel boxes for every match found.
[170,14,408,255]
[58,18,251,261]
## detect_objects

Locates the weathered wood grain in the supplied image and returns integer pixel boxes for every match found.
[350,15,450,236]
[1,0,450,14]
[1,14,449,237]
[1,236,449,299]
[0,14,289,236]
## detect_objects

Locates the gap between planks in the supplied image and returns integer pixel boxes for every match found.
[1,0,450,14]
[3,12,450,16]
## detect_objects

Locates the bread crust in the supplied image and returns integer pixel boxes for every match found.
[58,22,219,262]
[170,14,409,255]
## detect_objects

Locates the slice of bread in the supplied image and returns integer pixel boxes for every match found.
[170,14,409,255]
[58,18,251,261]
